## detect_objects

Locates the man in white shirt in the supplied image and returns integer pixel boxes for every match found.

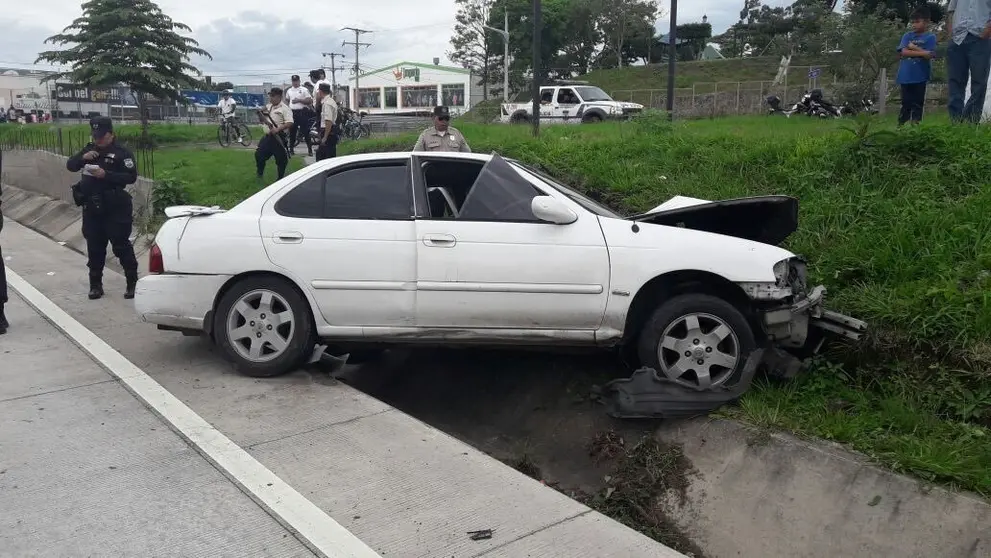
[216,90,242,143]
[315,83,340,161]
[285,74,315,156]
[254,87,294,181]
[217,90,237,120]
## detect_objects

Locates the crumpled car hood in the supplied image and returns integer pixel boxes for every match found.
[628,195,799,246]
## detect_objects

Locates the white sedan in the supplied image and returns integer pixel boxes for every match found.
[135,152,865,386]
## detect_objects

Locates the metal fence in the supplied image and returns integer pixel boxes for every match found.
[0,126,156,179]
[611,79,949,119]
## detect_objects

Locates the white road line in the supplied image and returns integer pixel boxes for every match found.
[6,267,381,558]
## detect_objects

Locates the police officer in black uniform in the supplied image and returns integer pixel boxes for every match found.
[0,187,8,335]
[66,117,140,300]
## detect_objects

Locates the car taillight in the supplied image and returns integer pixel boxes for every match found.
[149,244,164,274]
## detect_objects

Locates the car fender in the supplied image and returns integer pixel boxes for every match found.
[597,217,795,335]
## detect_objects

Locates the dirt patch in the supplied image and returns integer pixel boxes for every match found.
[340,347,704,555]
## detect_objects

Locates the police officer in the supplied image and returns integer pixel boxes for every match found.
[66,117,140,300]
[254,87,294,181]
[413,106,471,152]
[0,188,8,334]
[315,83,340,161]
[286,75,315,157]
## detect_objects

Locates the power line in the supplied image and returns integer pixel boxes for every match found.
[341,27,371,108]
[321,52,346,90]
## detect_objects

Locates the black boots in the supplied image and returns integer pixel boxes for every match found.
[88,273,137,300]
[88,277,104,300]
[0,304,8,335]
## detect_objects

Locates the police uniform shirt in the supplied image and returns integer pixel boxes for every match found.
[413,126,471,152]
[263,102,294,130]
[286,86,312,111]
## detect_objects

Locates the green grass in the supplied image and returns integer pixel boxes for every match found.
[0,121,222,150]
[155,146,306,208]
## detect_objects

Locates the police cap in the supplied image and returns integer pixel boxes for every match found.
[433,106,450,118]
[90,116,113,139]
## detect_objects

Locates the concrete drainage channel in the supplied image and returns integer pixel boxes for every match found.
[337,348,991,558]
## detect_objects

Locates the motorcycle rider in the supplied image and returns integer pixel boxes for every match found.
[66,117,140,300]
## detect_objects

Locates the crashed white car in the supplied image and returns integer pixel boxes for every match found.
[135,152,865,390]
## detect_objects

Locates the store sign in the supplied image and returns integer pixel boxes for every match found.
[391,67,421,82]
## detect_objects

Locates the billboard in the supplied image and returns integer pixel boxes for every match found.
[54,83,168,106]
[180,90,266,108]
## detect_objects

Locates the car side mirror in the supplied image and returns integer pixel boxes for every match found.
[531,196,577,225]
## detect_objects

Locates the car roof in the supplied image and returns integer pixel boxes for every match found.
[306,151,494,170]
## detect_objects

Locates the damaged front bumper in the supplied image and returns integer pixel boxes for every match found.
[758,284,867,379]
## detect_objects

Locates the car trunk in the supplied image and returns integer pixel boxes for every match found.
[628,195,799,246]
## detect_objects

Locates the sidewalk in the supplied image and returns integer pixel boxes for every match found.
[2,216,683,558]
[0,290,314,557]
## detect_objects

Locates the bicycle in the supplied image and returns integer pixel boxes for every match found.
[217,115,253,148]
[339,108,371,141]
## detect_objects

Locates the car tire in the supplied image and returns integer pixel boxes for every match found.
[637,294,757,391]
[584,113,603,123]
[214,276,316,378]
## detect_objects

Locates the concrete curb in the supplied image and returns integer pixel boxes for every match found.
[1,183,153,277]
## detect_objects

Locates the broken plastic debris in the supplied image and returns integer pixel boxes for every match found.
[47,272,55,276]
[58,241,67,246]
[467,529,493,541]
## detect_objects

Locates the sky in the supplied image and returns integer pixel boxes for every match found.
[2,0,814,84]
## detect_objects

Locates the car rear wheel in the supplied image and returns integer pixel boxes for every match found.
[637,294,757,391]
[214,276,315,377]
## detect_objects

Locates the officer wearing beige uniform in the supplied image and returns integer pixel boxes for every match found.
[254,87,294,180]
[413,106,471,152]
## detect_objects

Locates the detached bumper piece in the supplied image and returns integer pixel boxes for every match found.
[595,350,764,419]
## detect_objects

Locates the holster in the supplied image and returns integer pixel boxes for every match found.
[71,182,87,207]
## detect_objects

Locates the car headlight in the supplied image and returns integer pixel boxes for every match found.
[774,257,808,290]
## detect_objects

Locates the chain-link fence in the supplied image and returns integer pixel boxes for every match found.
[611,79,948,119]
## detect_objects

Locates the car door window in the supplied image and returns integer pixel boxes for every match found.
[324,164,412,220]
[275,174,324,218]
[540,89,554,104]
[557,88,578,105]
[458,154,544,222]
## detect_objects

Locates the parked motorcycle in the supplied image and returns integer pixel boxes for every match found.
[840,98,876,116]
[766,89,843,119]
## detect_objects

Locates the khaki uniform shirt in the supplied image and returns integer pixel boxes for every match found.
[263,102,293,131]
[320,95,339,129]
[413,126,471,152]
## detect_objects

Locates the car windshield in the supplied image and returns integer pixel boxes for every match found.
[509,161,623,219]
[575,86,613,102]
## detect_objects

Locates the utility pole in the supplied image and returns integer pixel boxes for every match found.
[321,52,346,90]
[483,9,510,102]
[666,0,678,121]
[342,27,371,109]
[531,0,541,137]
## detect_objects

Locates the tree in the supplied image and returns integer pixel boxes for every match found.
[36,0,210,141]
[676,23,713,61]
[594,0,660,68]
[831,10,905,101]
[213,81,235,92]
[846,0,944,23]
[448,0,496,100]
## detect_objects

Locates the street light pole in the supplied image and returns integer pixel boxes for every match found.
[483,9,510,102]
[532,0,541,137]
[666,0,678,121]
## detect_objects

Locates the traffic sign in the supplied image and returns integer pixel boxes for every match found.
[808,68,821,79]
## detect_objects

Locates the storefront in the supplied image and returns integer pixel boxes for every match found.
[346,61,481,115]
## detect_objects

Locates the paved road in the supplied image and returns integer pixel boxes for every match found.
[0,216,682,558]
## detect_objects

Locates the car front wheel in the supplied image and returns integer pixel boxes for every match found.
[637,294,757,391]
[214,276,315,377]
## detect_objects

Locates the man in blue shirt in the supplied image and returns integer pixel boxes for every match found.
[946,0,991,122]
[897,7,938,125]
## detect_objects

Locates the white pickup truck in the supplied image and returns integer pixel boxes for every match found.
[499,83,644,125]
